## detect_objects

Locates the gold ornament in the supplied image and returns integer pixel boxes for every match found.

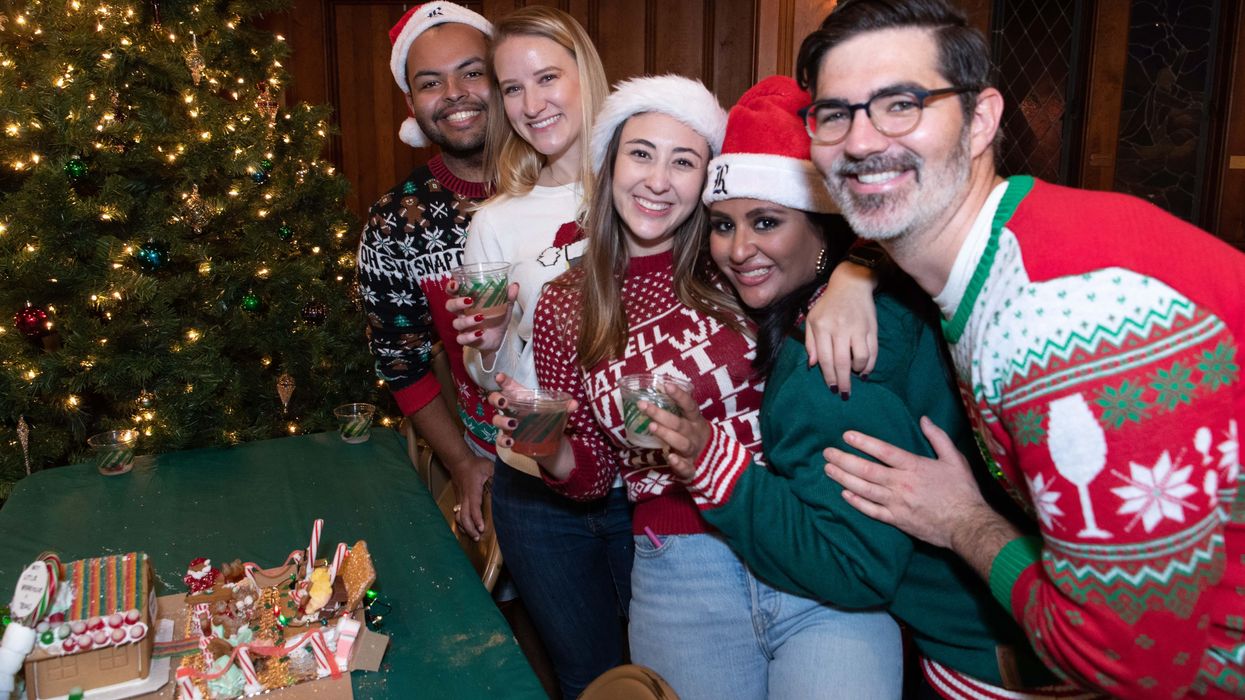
[16,416,30,476]
[136,390,156,409]
[185,34,205,86]
[255,83,279,126]
[183,185,211,233]
[276,373,295,413]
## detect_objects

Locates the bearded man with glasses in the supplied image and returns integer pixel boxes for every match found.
[799,0,1245,698]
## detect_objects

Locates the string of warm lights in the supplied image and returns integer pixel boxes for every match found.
[0,0,387,484]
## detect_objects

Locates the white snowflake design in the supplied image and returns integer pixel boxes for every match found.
[1111,450,1199,533]
[631,469,672,496]
[1026,472,1065,530]
[421,227,447,251]
[451,225,469,247]
[359,285,379,304]
[426,202,449,219]
[386,290,416,307]
[395,235,418,257]
[1219,419,1239,484]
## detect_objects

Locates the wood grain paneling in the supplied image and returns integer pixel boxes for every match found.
[1077,1,1130,193]
[592,0,649,86]
[711,0,760,106]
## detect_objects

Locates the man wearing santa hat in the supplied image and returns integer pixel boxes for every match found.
[356,3,497,540]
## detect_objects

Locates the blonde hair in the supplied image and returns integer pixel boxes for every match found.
[484,7,608,203]
[568,120,750,368]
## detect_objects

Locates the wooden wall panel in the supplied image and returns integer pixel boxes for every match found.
[652,0,708,81]
[592,0,649,86]
[712,0,760,107]
[1077,1,1130,193]
[1210,0,1245,248]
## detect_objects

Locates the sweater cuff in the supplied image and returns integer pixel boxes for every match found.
[393,374,442,416]
[988,535,1043,612]
[686,423,752,508]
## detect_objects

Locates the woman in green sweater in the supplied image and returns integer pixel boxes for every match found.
[638,77,1082,699]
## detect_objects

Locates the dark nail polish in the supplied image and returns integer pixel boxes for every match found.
[840,393,850,401]
[829,385,838,395]
[474,314,484,322]
[860,374,869,381]
[507,419,517,429]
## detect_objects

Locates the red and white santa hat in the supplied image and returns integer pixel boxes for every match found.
[388,2,493,148]
[701,75,837,213]
[590,75,728,174]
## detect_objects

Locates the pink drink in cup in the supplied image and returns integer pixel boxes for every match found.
[504,388,572,457]
[451,262,512,319]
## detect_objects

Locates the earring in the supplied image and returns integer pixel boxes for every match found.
[815,247,828,276]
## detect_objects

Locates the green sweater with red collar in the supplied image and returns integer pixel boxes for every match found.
[685,287,1070,697]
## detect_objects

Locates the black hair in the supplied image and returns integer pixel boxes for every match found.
[795,0,996,120]
[750,213,855,377]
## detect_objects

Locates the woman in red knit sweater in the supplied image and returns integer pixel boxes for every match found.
[489,75,900,700]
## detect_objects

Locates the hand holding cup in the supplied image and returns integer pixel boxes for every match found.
[632,379,709,480]
[489,373,578,458]
[446,263,516,352]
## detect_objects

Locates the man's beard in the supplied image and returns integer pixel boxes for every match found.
[418,102,487,157]
[827,131,971,242]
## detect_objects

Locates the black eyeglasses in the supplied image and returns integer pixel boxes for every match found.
[799,86,981,145]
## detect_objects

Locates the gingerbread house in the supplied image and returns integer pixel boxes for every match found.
[23,552,155,700]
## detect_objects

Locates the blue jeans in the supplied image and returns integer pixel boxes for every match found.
[630,533,902,700]
[490,461,634,699]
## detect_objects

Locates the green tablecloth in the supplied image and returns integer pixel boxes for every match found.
[0,429,545,699]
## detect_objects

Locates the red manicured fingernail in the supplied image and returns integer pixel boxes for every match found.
[463,297,473,305]
[474,330,484,337]
[474,314,484,322]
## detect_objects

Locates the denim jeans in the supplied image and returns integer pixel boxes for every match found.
[630,533,903,700]
[490,461,634,699]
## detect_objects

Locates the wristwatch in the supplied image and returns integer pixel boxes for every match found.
[844,242,888,270]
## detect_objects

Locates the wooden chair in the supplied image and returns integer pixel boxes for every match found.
[579,665,680,700]
[435,480,503,592]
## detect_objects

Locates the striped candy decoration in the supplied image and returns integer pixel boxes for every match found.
[306,519,323,580]
[67,553,145,621]
[236,647,262,693]
[334,617,360,669]
[175,666,205,700]
[328,543,348,585]
[308,629,337,678]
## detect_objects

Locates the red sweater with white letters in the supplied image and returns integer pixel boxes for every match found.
[533,250,763,535]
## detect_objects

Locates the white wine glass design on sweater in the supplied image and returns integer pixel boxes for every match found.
[1047,393,1113,539]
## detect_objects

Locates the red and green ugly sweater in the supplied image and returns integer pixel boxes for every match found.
[533,250,763,535]
[356,155,497,453]
[940,176,1244,697]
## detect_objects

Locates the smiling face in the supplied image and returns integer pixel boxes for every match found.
[708,199,823,308]
[493,35,583,166]
[404,23,491,154]
[809,27,972,242]
[610,113,710,257]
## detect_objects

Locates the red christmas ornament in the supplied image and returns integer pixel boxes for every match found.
[13,303,49,338]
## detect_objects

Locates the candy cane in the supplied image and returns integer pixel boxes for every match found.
[328,543,348,585]
[243,563,259,591]
[236,647,262,694]
[308,629,338,678]
[306,519,323,579]
[175,667,205,700]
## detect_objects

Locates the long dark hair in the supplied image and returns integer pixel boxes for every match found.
[750,213,855,377]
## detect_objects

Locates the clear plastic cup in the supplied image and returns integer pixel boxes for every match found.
[619,374,692,449]
[87,430,138,476]
[504,388,572,457]
[451,262,512,319]
[333,403,376,444]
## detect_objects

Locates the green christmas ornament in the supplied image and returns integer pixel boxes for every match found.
[135,241,169,273]
[241,291,261,313]
[259,158,273,172]
[64,156,88,181]
[277,225,293,241]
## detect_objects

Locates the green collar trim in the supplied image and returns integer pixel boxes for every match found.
[941,175,1035,343]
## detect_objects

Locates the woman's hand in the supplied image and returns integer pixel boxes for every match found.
[487,373,578,479]
[804,261,879,398]
[635,382,711,481]
[446,279,519,352]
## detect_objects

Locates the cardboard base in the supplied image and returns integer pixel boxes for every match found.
[32,592,363,697]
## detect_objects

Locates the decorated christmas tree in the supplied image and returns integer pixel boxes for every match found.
[0,0,382,494]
